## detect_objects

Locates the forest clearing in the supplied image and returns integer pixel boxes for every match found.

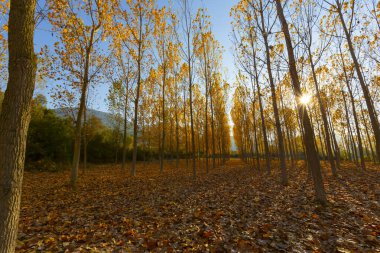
[2,0,380,252]
[16,160,380,252]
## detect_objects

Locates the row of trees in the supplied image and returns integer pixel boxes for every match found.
[45,0,231,185]
[231,0,380,204]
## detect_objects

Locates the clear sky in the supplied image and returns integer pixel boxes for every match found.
[34,0,238,112]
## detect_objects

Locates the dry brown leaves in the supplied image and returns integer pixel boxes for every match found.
[17,159,380,252]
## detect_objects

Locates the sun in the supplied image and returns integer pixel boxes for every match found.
[299,94,312,105]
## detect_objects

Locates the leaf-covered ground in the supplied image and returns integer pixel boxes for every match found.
[17,159,380,252]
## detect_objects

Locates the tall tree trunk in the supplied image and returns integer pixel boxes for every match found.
[210,86,216,169]
[359,101,377,162]
[122,70,130,170]
[341,87,358,164]
[316,119,326,159]
[0,0,37,252]
[275,0,327,204]
[175,93,180,169]
[326,104,341,168]
[201,28,210,173]
[308,50,337,175]
[160,62,166,173]
[83,102,87,173]
[71,23,97,186]
[71,70,90,185]
[258,2,288,184]
[339,45,365,169]
[342,130,352,161]
[280,90,295,166]
[184,87,189,168]
[131,56,141,177]
[336,0,380,160]
[248,31,271,173]
[187,47,196,179]
[122,91,128,170]
[251,90,261,170]
[346,77,365,170]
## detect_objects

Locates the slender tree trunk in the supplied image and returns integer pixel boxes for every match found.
[343,130,352,161]
[308,110,321,158]
[326,104,341,168]
[342,88,359,164]
[346,77,365,169]
[339,46,365,169]
[201,28,210,173]
[184,88,189,168]
[83,103,87,173]
[160,62,166,173]
[204,79,209,173]
[316,119,326,159]
[122,91,128,170]
[121,62,130,170]
[275,0,327,204]
[175,94,180,169]
[258,3,288,184]
[71,70,89,186]
[0,1,37,252]
[308,51,337,175]
[71,24,97,186]
[251,94,261,170]
[131,55,141,177]
[197,116,201,170]
[249,32,271,173]
[280,90,295,166]
[210,86,216,169]
[360,101,376,163]
[187,46,196,179]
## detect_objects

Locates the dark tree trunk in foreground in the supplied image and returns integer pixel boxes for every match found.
[0,0,37,252]
[275,0,327,204]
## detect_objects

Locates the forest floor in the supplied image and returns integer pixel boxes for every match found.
[17,159,380,252]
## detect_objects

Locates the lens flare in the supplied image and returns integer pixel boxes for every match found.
[299,94,312,105]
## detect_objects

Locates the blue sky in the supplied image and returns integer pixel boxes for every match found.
[34,0,238,112]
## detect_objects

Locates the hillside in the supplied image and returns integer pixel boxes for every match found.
[52,108,116,128]
[52,107,237,151]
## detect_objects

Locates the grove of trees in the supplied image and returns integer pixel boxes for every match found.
[0,0,380,252]
[231,0,380,204]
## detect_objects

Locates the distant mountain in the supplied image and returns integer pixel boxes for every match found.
[52,107,238,152]
[52,108,115,128]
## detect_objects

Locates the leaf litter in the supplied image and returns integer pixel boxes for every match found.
[17,159,380,252]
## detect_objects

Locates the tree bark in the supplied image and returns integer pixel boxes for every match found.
[83,102,87,173]
[308,50,337,175]
[359,101,377,163]
[210,85,216,169]
[122,65,130,171]
[0,0,37,252]
[248,31,271,173]
[71,23,97,186]
[275,0,327,204]
[338,53,365,169]
[160,54,166,173]
[257,0,288,184]
[131,12,143,177]
[175,81,180,169]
